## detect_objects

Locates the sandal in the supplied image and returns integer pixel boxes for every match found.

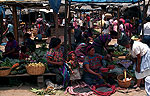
[133,84,140,89]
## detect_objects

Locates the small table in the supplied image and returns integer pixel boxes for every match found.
[1,73,56,87]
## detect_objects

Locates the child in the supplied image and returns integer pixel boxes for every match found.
[67,51,81,85]
[19,46,29,60]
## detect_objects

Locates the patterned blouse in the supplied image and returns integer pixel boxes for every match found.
[47,48,63,63]
[84,53,102,72]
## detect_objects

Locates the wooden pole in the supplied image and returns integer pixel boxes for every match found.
[142,0,146,39]
[0,13,3,44]
[68,1,71,51]
[28,9,31,31]
[64,0,68,60]
[117,6,120,39]
[101,10,103,34]
[54,12,59,38]
[12,6,18,41]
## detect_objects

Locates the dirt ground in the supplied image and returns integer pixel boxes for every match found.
[0,84,147,96]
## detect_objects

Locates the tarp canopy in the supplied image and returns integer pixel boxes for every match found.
[0,0,47,2]
[70,0,140,3]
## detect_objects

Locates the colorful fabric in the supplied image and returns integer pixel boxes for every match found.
[47,48,63,62]
[64,82,93,96]
[47,48,69,88]
[94,34,111,47]
[91,84,116,96]
[75,43,87,57]
[59,63,70,88]
[84,53,102,71]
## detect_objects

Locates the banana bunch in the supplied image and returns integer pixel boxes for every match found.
[28,62,44,67]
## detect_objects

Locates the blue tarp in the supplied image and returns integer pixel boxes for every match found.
[0,6,2,15]
[70,0,140,3]
[49,0,61,13]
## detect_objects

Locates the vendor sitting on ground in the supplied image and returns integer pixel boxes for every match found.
[47,37,70,88]
[83,45,104,85]
[118,38,150,88]
[2,32,19,59]
[23,33,36,52]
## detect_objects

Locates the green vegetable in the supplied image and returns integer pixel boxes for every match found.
[15,64,26,71]
[17,69,26,74]
[0,57,12,67]
[11,71,18,75]
[30,87,56,95]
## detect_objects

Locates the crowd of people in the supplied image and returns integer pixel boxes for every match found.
[1,12,150,95]
[45,13,150,94]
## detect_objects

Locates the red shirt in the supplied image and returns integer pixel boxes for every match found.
[87,16,90,22]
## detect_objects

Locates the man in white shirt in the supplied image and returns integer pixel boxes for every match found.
[141,16,150,47]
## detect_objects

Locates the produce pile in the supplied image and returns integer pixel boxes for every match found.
[0,44,48,76]
[28,62,45,67]
[109,45,129,56]
[30,87,56,95]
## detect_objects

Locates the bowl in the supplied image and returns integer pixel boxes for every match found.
[100,68,109,73]
[107,65,115,70]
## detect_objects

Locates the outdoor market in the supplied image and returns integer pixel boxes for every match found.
[0,0,150,96]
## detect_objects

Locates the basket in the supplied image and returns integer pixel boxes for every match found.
[0,67,11,77]
[117,74,132,88]
[26,65,45,75]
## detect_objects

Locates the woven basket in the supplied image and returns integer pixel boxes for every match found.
[26,65,45,75]
[117,74,132,88]
[0,67,11,77]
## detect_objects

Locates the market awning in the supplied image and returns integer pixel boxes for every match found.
[0,0,47,2]
[70,0,141,3]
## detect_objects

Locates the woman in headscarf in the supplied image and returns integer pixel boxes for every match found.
[75,43,87,62]
[83,45,104,85]
[93,31,118,56]
[47,37,70,88]
[118,38,150,88]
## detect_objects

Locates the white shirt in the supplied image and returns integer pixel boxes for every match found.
[140,22,150,35]
[78,19,83,26]
[130,41,149,58]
